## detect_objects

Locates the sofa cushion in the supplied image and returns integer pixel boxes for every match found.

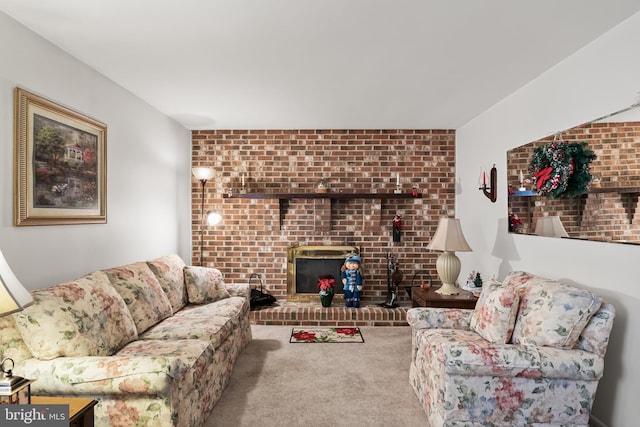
[184,266,230,304]
[140,315,235,348]
[12,271,138,360]
[470,280,519,344]
[147,254,187,313]
[511,276,602,349]
[174,296,248,321]
[103,262,173,333]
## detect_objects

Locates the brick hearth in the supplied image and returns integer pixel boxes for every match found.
[250,300,410,327]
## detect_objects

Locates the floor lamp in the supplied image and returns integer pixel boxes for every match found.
[192,167,215,266]
[426,217,472,295]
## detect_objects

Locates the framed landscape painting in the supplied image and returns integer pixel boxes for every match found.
[14,88,107,226]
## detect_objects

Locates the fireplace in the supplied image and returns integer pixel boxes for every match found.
[286,245,359,302]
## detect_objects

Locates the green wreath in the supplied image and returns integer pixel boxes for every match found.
[528,141,596,198]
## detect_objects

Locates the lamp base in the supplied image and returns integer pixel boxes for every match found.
[434,250,461,295]
[435,282,460,295]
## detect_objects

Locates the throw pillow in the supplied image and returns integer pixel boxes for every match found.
[103,262,173,333]
[12,271,138,360]
[470,280,520,344]
[0,316,33,363]
[184,266,230,304]
[147,254,188,313]
[511,278,602,349]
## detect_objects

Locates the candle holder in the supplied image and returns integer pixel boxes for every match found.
[479,164,497,202]
[394,184,402,194]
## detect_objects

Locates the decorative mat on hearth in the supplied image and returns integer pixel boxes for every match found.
[289,327,364,343]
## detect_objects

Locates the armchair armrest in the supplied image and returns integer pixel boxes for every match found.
[407,307,473,330]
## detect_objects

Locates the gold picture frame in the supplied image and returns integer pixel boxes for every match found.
[14,88,107,226]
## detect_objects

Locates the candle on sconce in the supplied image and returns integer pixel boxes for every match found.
[519,170,524,183]
[396,173,400,186]
[242,174,245,187]
[479,170,487,187]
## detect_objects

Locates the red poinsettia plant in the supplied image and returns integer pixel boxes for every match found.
[318,275,336,296]
[509,212,523,233]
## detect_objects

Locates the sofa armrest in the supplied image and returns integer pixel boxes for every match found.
[225,283,250,299]
[14,355,184,395]
[407,307,473,330]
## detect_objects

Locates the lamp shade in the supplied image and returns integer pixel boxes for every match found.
[534,216,569,238]
[0,249,33,317]
[206,211,222,226]
[192,167,215,181]
[426,218,472,252]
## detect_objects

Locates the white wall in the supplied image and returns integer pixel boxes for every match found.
[457,11,640,426]
[0,12,192,289]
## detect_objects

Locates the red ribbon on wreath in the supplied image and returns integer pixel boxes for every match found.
[533,167,553,192]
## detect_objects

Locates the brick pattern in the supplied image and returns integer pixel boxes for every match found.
[250,301,409,327]
[508,121,640,242]
[192,130,456,307]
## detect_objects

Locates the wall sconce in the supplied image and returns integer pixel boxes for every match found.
[479,164,497,202]
[192,167,215,266]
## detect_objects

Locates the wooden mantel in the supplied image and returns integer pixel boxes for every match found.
[224,192,423,229]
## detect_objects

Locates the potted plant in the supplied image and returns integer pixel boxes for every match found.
[318,275,336,307]
[509,212,523,233]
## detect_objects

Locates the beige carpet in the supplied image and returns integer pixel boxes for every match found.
[205,325,426,427]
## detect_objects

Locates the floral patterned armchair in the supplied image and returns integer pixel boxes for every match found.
[407,271,615,427]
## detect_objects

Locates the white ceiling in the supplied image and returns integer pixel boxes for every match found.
[1,1,639,130]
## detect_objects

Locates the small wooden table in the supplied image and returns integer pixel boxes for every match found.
[411,286,478,309]
[31,396,97,427]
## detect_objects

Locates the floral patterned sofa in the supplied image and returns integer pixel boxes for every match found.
[0,254,252,427]
[407,271,615,427]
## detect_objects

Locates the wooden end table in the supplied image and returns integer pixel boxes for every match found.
[411,286,478,309]
[31,396,97,427]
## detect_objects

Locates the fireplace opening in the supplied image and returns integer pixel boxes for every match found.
[287,245,359,302]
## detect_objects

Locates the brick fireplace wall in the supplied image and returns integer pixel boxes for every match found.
[192,129,456,305]
[508,121,640,242]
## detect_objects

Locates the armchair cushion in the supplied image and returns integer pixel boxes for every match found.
[184,266,230,304]
[512,277,602,349]
[470,280,519,344]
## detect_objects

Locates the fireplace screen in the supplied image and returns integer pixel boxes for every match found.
[287,245,359,302]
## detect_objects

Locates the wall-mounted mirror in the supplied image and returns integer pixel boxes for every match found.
[507,103,640,245]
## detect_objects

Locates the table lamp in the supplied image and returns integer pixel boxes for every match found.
[534,215,569,238]
[0,248,35,404]
[426,217,472,295]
